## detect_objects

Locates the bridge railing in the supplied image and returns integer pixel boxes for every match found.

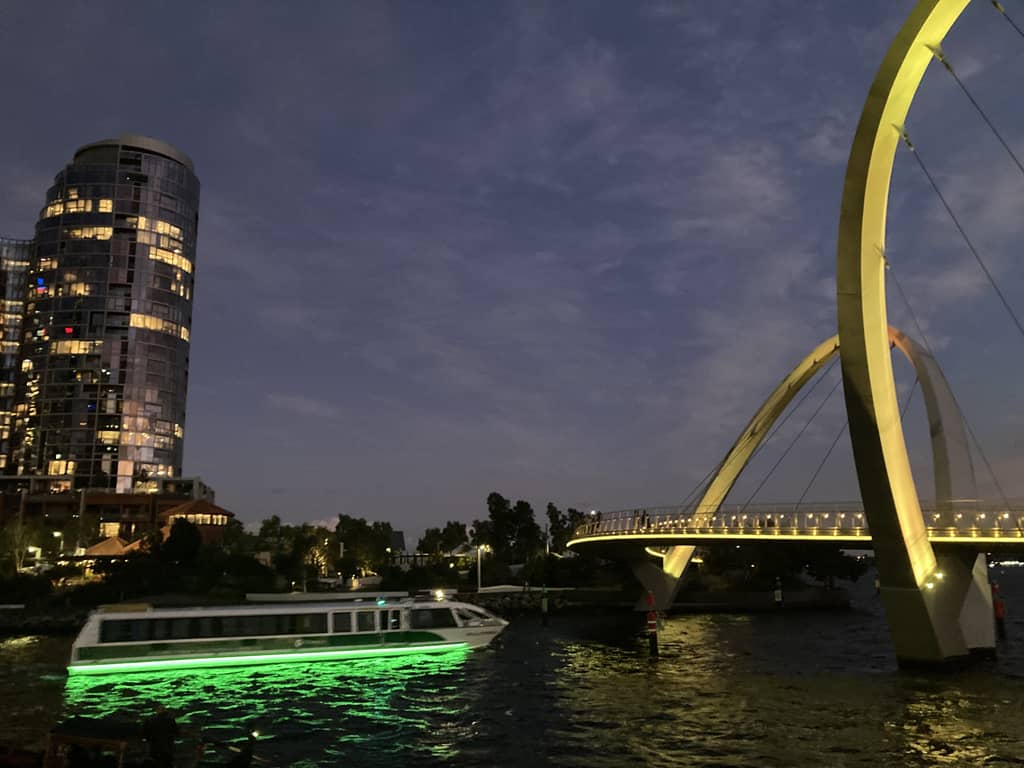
[571,502,1024,541]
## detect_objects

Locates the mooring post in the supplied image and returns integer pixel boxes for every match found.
[646,591,658,656]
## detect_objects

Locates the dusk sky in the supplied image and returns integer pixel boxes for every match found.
[3,2,1024,541]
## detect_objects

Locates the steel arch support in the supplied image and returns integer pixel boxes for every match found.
[639,325,979,619]
[836,0,983,664]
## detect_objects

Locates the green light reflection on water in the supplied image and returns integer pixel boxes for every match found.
[63,646,473,763]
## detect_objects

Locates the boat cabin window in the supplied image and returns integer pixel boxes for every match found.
[409,608,457,629]
[356,610,376,632]
[98,613,328,642]
[454,607,490,624]
[332,612,352,633]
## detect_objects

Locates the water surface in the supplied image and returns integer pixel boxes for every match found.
[4,570,1024,767]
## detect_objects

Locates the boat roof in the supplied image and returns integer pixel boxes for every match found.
[91,599,470,619]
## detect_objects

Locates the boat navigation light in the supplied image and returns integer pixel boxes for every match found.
[251,730,260,739]
[376,598,387,606]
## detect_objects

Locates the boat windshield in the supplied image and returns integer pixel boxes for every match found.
[453,606,499,624]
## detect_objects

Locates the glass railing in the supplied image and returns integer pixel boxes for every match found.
[571,502,1024,541]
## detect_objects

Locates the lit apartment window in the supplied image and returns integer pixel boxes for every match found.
[130,313,189,341]
[50,340,103,354]
[148,247,193,274]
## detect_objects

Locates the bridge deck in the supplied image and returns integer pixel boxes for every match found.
[568,504,1024,548]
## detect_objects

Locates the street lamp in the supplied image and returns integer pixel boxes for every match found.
[52,530,63,557]
[476,544,491,592]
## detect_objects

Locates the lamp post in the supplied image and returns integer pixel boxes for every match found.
[476,544,491,592]
[52,530,63,559]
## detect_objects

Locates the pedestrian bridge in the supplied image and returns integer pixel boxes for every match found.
[569,503,1024,548]
[563,0,1024,666]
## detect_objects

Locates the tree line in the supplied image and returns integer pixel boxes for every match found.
[417,492,588,563]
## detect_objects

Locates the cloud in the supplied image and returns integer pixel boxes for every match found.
[266,393,344,421]
[802,117,852,166]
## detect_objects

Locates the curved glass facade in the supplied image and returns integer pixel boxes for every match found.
[0,238,32,469]
[14,135,200,492]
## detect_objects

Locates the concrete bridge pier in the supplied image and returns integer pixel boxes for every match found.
[940,549,995,654]
[630,545,694,611]
[880,550,994,666]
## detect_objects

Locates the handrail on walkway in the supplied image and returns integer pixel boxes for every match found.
[571,501,1024,542]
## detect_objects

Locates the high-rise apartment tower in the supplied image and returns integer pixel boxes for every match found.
[13,135,199,492]
[0,237,32,469]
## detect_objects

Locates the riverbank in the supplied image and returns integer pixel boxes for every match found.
[0,585,851,639]
[0,607,87,637]
[463,585,850,617]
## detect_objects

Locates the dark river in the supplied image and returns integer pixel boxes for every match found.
[4,569,1024,767]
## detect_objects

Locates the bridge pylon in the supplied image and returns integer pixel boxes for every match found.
[836,0,992,664]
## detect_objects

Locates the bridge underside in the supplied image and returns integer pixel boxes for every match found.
[574,538,995,658]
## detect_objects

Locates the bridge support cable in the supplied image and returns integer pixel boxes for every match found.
[929,46,1024,180]
[886,259,1015,521]
[897,127,1024,343]
[794,378,919,509]
[677,357,839,512]
[739,367,844,514]
[990,1,1024,41]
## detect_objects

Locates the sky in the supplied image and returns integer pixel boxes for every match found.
[2,1,1024,542]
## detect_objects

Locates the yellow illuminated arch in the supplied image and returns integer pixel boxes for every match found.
[693,327,973,521]
[837,0,969,589]
[640,327,973,578]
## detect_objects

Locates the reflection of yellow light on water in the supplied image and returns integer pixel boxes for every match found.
[0,637,38,650]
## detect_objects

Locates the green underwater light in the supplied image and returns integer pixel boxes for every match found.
[67,642,470,676]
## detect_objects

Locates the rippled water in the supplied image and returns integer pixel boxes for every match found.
[4,570,1024,767]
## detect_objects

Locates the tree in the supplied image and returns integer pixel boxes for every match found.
[509,500,544,561]
[419,521,469,561]
[469,519,493,548]
[417,527,444,557]
[486,492,512,556]
[258,515,283,543]
[482,493,543,562]
[545,505,588,553]
[547,503,567,552]
[440,520,468,552]
[221,518,254,553]
[335,514,393,574]
[566,508,586,541]
[0,517,44,574]
[305,526,335,577]
[161,518,202,566]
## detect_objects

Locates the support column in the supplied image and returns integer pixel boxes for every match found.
[879,550,992,665]
[630,545,694,611]
[953,551,995,654]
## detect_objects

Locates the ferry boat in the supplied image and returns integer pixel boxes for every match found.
[68,596,508,675]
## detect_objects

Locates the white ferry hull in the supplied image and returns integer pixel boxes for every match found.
[68,599,508,676]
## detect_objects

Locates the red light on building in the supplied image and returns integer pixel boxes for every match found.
[64,327,73,335]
